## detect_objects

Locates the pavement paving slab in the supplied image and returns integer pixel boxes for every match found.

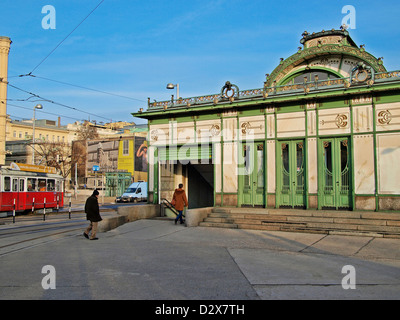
[1,219,399,300]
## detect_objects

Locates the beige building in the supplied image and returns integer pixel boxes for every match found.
[0,36,11,165]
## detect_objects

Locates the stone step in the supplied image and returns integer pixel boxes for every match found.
[199,222,238,229]
[200,207,400,238]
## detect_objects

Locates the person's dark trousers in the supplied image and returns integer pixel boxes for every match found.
[175,210,183,224]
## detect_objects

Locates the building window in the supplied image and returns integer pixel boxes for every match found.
[123,140,129,155]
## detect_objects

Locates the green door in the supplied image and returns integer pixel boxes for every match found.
[319,137,351,209]
[241,142,265,206]
[277,140,306,208]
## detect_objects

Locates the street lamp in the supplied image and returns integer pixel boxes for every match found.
[166,83,179,100]
[32,104,43,165]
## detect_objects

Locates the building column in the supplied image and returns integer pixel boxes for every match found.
[0,36,11,165]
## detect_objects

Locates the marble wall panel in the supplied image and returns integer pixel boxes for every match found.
[267,140,275,193]
[196,119,221,143]
[307,138,318,194]
[353,105,373,133]
[377,133,400,194]
[376,102,400,132]
[175,121,195,145]
[277,111,305,138]
[223,142,238,192]
[149,124,170,146]
[239,115,265,140]
[353,135,375,194]
[318,107,350,135]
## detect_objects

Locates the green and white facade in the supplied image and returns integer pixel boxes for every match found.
[133,29,400,212]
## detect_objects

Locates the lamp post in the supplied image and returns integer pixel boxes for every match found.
[166,83,179,101]
[32,104,43,165]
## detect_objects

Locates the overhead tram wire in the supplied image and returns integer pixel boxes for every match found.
[23,74,146,103]
[0,79,113,123]
[5,102,83,122]
[27,0,105,75]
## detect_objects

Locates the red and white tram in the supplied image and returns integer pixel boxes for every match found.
[0,166,64,213]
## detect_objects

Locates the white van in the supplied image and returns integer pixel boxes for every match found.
[116,181,147,203]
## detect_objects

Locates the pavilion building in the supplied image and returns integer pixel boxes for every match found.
[133,28,400,212]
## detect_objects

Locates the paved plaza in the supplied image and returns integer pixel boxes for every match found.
[1,218,400,300]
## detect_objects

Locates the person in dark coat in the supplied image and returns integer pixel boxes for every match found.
[83,189,102,240]
[171,184,188,225]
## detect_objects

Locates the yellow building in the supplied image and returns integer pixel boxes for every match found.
[117,128,148,182]
[6,118,69,144]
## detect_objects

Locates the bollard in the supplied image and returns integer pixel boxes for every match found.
[43,198,46,221]
[68,197,72,219]
[13,198,16,223]
[32,197,35,214]
[56,195,59,213]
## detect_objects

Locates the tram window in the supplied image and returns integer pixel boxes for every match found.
[38,179,46,191]
[27,178,37,191]
[55,180,60,192]
[12,178,18,192]
[47,179,55,191]
[4,177,10,191]
[19,179,25,192]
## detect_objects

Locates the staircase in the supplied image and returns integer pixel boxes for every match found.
[199,207,400,238]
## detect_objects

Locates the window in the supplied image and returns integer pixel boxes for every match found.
[19,179,25,192]
[4,177,10,191]
[12,178,18,192]
[123,140,129,155]
[38,179,46,191]
[27,178,37,191]
[47,179,55,191]
[13,131,16,138]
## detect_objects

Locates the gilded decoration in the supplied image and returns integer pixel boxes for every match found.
[241,122,251,134]
[209,124,221,136]
[335,114,348,128]
[377,110,392,125]
[305,36,343,48]
[266,44,386,87]
[150,129,159,141]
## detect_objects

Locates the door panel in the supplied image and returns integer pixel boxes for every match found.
[278,140,305,208]
[241,142,265,206]
[320,137,351,209]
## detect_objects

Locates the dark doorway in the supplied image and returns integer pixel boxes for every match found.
[186,163,214,209]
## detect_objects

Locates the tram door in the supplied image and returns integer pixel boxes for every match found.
[241,142,265,206]
[12,177,25,210]
[319,137,351,209]
[277,140,306,208]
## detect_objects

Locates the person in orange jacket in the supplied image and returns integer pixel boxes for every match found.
[171,183,188,225]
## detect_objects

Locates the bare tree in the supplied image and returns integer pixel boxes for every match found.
[34,141,73,180]
[76,122,99,140]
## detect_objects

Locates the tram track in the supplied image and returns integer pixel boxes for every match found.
[0,208,118,257]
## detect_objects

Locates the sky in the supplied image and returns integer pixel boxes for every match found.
[1,0,400,126]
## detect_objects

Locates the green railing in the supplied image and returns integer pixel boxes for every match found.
[146,70,400,110]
